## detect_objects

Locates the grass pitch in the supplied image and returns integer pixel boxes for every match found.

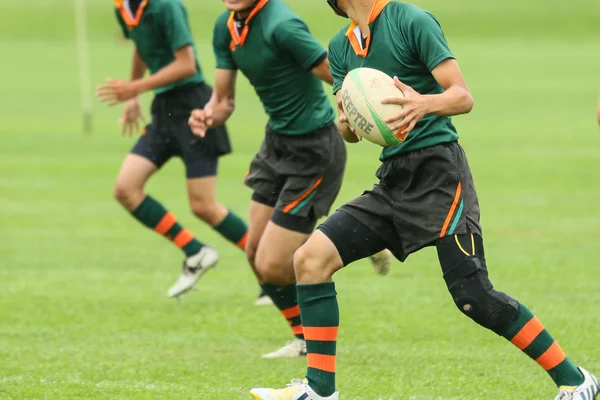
[1,0,599,399]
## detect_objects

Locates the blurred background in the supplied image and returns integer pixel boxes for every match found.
[1,0,599,399]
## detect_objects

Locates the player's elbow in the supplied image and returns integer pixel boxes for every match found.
[181,60,197,79]
[464,92,474,114]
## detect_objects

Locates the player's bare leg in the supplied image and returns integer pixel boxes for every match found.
[252,213,312,359]
[114,153,157,211]
[246,201,275,306]
[113,154,217,298]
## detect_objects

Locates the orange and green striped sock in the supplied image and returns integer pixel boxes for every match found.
[212,211,248,251]
[503,304,584,387]
[260,283,303,339]
[132,195,203,257]
[297,282,338,398]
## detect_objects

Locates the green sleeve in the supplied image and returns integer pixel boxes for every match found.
[157,1,194,52]
[212,14,236,70]
[407,11,454,71]
[328,37,347,95]
[272,19,327,71]
[115,9,129,39]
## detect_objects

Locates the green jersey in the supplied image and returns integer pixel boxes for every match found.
[212,0,335,135]
[328,0,459,160]
[115,0,204,94]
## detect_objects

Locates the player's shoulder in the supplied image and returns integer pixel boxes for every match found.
[151,0,181,9]
[384,1,438,25]
[261,0,306,36]
[329,25,350,50]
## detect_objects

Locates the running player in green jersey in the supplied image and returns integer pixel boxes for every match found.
[249,0,599,399]
[96,0,250,299]
[189,0,392,359]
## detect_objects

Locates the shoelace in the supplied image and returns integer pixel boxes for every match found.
[554,389,573,400]
[286,379,306,388]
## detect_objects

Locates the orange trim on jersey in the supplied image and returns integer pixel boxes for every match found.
[236,232,249,251]
[536,341,567,371]
[116,0,149,28]
[281,305,301,319]
[307,354,336,373]
[173,229,194,248]
[154,212,177,235]
[303,326,339,342]
[227,0,270,49]
[291,324,304,335]
[510,317,545,351]
[283,177,323,213]
[345,0,390,57]
[440,182,462,237]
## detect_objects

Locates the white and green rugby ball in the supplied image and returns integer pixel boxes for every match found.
[341,67,406,147]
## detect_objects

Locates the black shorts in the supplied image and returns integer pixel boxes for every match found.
[131,83,232,178]
[319,141,482,264]
[245,123,347,222]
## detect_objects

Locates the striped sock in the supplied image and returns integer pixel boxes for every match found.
[297,282,338,398]
[131,195,203,257]
[503,304,584,387]
[212,210,248,251]
[260,283,303,339]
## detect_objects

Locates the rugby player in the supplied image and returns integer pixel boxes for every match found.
[249,0,600,398]
[189,0,392,358]
[96,0,249,298]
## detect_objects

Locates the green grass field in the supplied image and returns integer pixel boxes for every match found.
[1,0,599,399]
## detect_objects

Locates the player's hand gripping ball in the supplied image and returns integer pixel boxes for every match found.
[341,68,406,147]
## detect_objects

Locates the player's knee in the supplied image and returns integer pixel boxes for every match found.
[444,256,519,335]
[294,243,339,284]
[113,182,142,209]
[254,256,294,285]
[190,199,221,225]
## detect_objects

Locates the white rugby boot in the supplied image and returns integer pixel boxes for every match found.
[167,246,219,298]
[262,338,306,359]
[554,368,599,400]
[255,289,274,306]
[368,249,393,276]
[250,379,339,400]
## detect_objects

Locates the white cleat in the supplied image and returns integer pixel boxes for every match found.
[254,294,274,306]
[262,338,306,359]
[167,246,219,298]
[250,379,339,400]
[368,249,393,276]
[554,368,599,400]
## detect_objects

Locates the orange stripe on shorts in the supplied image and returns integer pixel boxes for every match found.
[536,341,567,371]
[307,353,336,373]
[510,317,545,350]
[440,182,462,237]
[303,326,338,342]
[281,305,300,319]
[154,212,177,235]
[173,229,194,248]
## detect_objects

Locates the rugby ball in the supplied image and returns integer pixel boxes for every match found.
[340,68,406,147]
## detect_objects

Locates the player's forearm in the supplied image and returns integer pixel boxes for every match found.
[425,85,474,117]
[130,50,147,81]
[132,59,196,94]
